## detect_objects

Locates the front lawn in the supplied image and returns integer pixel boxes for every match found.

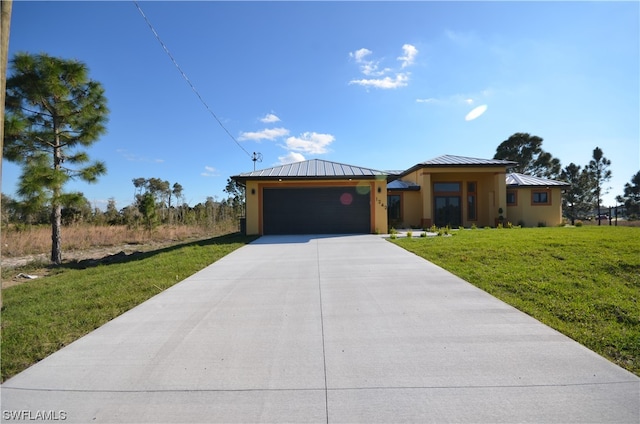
[391,226,639,375]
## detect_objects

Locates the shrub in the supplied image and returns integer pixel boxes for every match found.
[420,232,427,238]
[406,231,413,238]
[471,223,477,230]
[575,220,583,227]
[429,224,437,233]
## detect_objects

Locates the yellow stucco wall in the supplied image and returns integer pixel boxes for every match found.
[395,166,509,228]
[506,187,564,227]
[244,178,387,235]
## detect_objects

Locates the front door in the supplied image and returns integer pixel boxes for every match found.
[434,196,461,228]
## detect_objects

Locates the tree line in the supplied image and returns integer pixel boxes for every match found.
[1,177,244,231]
[493,133,639,225]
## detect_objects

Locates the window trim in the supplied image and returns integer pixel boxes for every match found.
[531,189,551,206]
[467,181,477,221]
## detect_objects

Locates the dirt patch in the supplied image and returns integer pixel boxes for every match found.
[1,238,207,289]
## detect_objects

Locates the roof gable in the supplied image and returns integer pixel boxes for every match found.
[234,159,388,180]
[506,173,570,187]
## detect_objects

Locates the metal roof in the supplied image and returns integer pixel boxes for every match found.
[234,159,388,179]
[506,173,570,187]
[418,155,518,167]
[388,180,420,190]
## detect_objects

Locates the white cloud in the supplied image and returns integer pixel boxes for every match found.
[465,104,488,121]
[416,91,490,106]
[260,113,281,123]
[416,98,439,104]
[284,132,335,154]
[351,48,372,62]
[278,152,306,164]
[238,127,290,141]
[350,73,410,89]
[350,48,386,76]
[201,166,220,177]
[349,44,417,89]
[398,44,418,68]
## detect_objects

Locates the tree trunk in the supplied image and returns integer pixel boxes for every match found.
[1,0,14,308]
[51,126,63,264]
[51,203,62,264]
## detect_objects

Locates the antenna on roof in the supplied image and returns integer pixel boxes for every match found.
[251,152,263,171]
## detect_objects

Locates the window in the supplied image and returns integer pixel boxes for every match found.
[532,190,550,205]
[387,194,401,220]
[434,182,461,193]
[467,182,477,220]
[507,191,517,206]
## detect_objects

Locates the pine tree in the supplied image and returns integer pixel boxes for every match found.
[4,53,108,264]
[586,147,612,225]
[561,163,594,225]
[494,133,562,179]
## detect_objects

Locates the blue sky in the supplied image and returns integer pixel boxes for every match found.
[3,1,639,209]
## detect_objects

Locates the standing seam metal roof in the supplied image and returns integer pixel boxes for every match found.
[419,155,518,167]
[235,159,387,178]
[506,173,570,187]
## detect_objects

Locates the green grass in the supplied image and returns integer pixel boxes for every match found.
[1,233,258,382]
[392,226,640,375]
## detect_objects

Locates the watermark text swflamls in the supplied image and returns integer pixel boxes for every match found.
[2,410,67,421]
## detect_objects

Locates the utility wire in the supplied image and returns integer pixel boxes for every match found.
[133,1,252,158]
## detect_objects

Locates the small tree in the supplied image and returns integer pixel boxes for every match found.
[586,147,612,225]
[168,182,183,224]
[561,163,594,225]
[139,192,158,232]
[4,53,108,264]
[223,178,245,219]
[616,171,640,219]
[104,198,121,225]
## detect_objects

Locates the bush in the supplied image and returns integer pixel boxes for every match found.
[420,232,427,238]
[575,220,583,227]
[406,231,413,238]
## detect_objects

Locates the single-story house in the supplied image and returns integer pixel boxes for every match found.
[231,155,570,235]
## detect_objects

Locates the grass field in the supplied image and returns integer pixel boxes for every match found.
[392,226,640,375]
[0,233,258,382]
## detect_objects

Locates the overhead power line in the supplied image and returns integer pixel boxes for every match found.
[133,1,252,159]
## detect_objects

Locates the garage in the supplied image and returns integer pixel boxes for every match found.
[232,159,389,236]
[263,186,370,235]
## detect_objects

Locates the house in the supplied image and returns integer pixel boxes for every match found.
[231,155,569,235]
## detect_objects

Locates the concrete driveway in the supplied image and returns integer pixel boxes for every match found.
[2,234,638,423]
